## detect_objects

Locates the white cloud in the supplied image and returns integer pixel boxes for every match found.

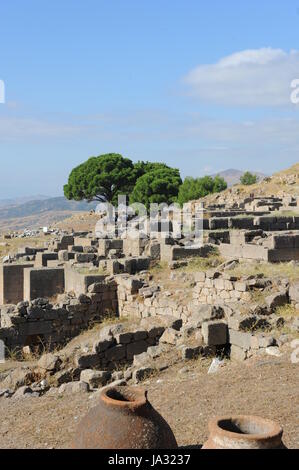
[0,116,85,139]
[185,116,299,146]
[184,48,299,106]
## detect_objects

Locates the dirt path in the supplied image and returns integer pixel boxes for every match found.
[0,354,298,449]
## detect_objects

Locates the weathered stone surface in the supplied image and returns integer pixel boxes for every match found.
[38,353,62,372]
[291,317,299,332]
[230,344,247,361]
[227,314,268,332]
[265,346,282,357]
[75,353,102,369]
[88,282,106,293]
[0,389,13,398]
[124,369,133,380]
[105,344,126,362]
[234,281,248,292]
[188,305,225,328]
[111,371,124,381]
[159,315,182,331]
[147,326,165,338]
[206,269,221,279]
[126,340,148,360]
[228,329,252,350]
[181,344,202,360]
[58,381,90,395]
[202,321,228,346]
[133,352,151,367]
[115,332,133,344]
[80,369,111,388]
[98,324,125,341]
[265,292,288,310]
[147,345,163,359]
[133,367,155,383]
[0,367,34,391]
[250,335,276,349]
[193,271,206,282]
[52,369,76,386]
[289,282,299,303]
[13,386,33,398]
[92,337,115,354]
[78,293,91,304]
[133,330,148,341]
[159,328,180,345]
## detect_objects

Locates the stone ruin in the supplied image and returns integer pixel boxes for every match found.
[0,193,299,397]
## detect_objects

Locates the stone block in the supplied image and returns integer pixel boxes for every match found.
[228,329,252,351]
[24,267,65,301]
[181,344,202,360]
[289,282,299,303]
[80,369,111,388]
[133,367,155,383]
[234,281,248,292]
[92,337,115,353]
[105,344,126,362]
[159,328,179,345]
[115,332,133,344]
[0,263,34,305]
[230,344,247,361]
[75,353,102,369]
[133,330,148,341]
[265,292,288,310]
[202,321,228,346]
[35,252,58,268]
[126,340,148,360]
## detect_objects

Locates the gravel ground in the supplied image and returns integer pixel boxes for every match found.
[0,353,298,449]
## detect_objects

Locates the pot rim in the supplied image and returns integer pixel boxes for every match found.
[100,385,147,409]
[208,415,283,442]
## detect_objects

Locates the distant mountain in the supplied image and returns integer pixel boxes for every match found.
[0,197,99,233]
[0,197,97,220]
[211,169,267,187]
[0,195,50,207]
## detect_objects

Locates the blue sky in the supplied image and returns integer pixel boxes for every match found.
[0,0,299,198]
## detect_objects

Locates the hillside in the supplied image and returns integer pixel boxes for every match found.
[211,169,266,187]
[203,162,299,205]
[0,195,50,207]
[0,197,97,233]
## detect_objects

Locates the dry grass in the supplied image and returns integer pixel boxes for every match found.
[275,304,299,319]
[182,253,224,273]
[54,212,100,233]
[227,260,299,281]
[76,266,106,275]
[150,250,223,277]
[0,235,52,259]
[270,209,299,217]
[201,162,299,207]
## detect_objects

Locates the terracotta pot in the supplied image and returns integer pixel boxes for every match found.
[202,415,286,449]
[72,386,178,449]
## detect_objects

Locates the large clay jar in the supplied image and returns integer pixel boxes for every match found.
[72,386,178,449]
[202,415,286,449]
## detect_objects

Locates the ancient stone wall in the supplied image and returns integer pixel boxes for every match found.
[0,281,118,349]
[0,263,34,305]
[64,265,106,295]
[24,267,65,301]
[34,252,58,267]
[192,271,256,304]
